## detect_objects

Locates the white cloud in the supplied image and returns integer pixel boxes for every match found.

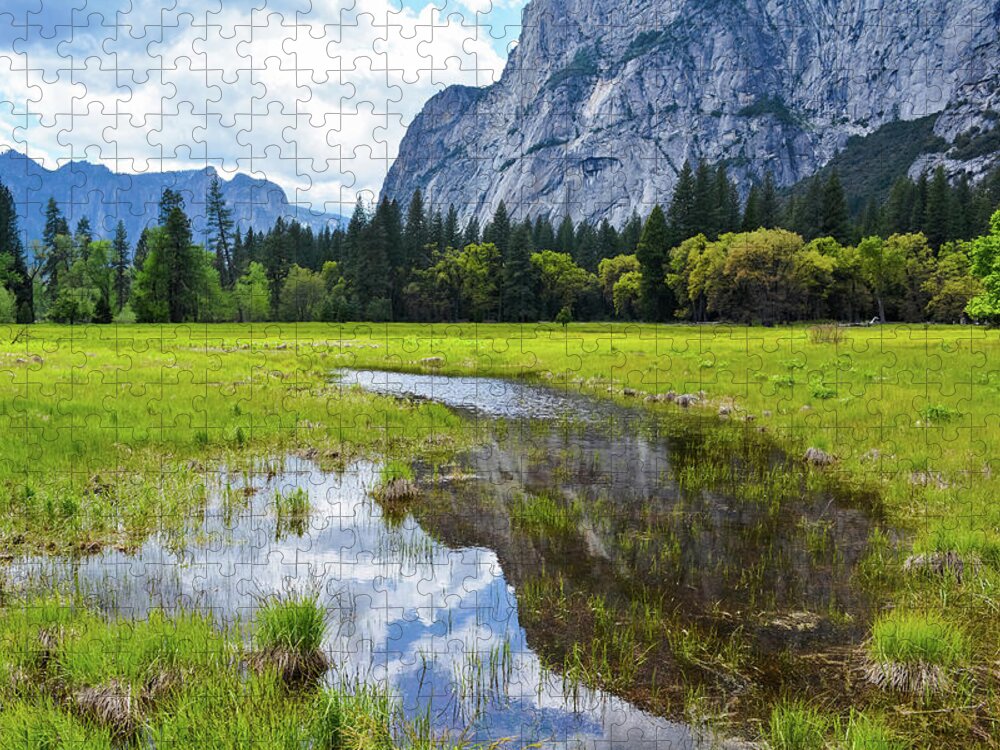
[0,0,508,216]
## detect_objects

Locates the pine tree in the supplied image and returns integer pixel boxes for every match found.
[619,211,643,254]
[206,175,235,287]
[911,173,929,234]
[41,197,71,296]
[231,228,246,278]
[574,221,599,271]
[692,162,717,239]
[443,205,461,249]
[952,175,974,240]
[260,218,294,311]
[159,188,184,224]
[162,202,199,323]
[667,161,697,245]
[714,165,740,235]
[483,201,511,258]
[597,219,619,262]
[112,220,130,312]
[557,215,575,256]
[360,203,391,316]
[635,204,674,321]
[0,182,33,322]
[403,189,426,269]
[343,198,368,305]
[742,185,762,231]
[792,176,824,239]
[533,215,556,251]
[923,166,951,250]
[885,177,915,235]
[462,216,481,246]
[820,171,850,243]
[859,199,883,239]
[134,228,151,271]
[501,221,536,322]
[759,171,779,229]
[373,198,404,313]
[43,197,68,251]
[74,217,93,260]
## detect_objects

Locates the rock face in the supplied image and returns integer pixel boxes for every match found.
[382,0,1000,227]
[0,149,342,248]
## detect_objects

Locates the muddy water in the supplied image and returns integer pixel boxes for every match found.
[14,370,879,748]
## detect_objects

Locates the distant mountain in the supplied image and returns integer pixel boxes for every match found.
[0,149,343,251]
[383,0,1000,226]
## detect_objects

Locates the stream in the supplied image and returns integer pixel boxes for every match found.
[12,369,880,749]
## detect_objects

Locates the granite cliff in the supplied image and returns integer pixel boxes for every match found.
[382,0,1000,226]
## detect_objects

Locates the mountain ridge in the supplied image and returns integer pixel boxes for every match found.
[0,149,343,250]
[382,0,1000,226]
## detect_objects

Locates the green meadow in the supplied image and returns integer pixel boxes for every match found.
[1,321,999,746]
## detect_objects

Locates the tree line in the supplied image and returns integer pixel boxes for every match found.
[1,162,999,326]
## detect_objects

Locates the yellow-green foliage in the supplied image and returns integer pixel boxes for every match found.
[868,611,969,667]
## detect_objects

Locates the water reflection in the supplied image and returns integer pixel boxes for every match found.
[14,458,710,749]
[12,370,878,748]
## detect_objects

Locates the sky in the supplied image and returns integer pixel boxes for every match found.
[0,0,526,217]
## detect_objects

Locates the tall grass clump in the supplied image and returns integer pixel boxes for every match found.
[808,324,845,345]
[841,711,905,750]
[0,697,115,749]
[865,611,968,694]
[510,491,579,536]
[274,486,311,537]
[252,593,329,686]
[311,682,395,750]
[372,460,419,523]
[766,701,828,750]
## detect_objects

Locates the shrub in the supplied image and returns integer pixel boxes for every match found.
[918,404,960,424]
[808,324,845,345]
[0,287,16,323]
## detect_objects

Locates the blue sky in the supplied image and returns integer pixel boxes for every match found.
[0,0,527,215]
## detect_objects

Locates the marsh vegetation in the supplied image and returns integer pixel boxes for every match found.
[0,323,998,747]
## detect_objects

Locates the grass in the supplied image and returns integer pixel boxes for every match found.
[274,485,311,536]
[767,704,905,750]
[868,611,968,667]
[0,592,421,748]
[256,593,326,654]
[0,323,468,553]
[767,701,828,750]
[252,593,329,687]
[866,611,969,695]
[311,682,395,750]
[3,322,1000,746]
[274,486,311,518]
[841,711,906,750]
[371,459,420,524]
[510,490,581,536]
